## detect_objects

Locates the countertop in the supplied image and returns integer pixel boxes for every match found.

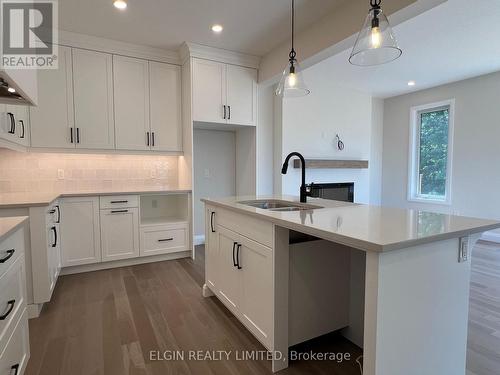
[0,216,28,242]
[0,187,192,208]
[202,195,500,252]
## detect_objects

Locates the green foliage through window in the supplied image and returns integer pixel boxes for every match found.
[418,108,449,198]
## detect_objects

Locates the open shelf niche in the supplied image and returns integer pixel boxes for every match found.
[140,194,189,227]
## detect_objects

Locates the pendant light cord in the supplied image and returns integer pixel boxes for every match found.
[370,0,381,10]
[289,0,296,63]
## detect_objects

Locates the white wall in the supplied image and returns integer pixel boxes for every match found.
[256,84,275,195]
[193,129,236,238]
[382,71,500,238]
[279,60,382,204]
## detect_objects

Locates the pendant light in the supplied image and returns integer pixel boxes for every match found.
[349,0,402,66]
[275,0,310,97]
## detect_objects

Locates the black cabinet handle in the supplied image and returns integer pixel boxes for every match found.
[0,249,14,263]
[151,132,155,147]
[228,105,231,120]
[0,300,15,320]
[210,211,215,233]
[51,226,57,247]
[110,209,128,213]
[232,242,238,267]
[76,127,80,143]
[70,127,74,143]
[236,244,242,269]
[19,120,25,138]
[11,364,20,375]
[158,238,174,242]
[7,113,15,134]
[110,200,128,204]
[223,105,226,119]
[55,205,61,223]
[146,131,150,146]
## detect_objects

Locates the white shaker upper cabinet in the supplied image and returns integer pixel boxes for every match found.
[192,58,226,124]
[149,62,182,152]
[72,49,115,149]
[113,56,150,151]
[226,64,257,126]
[30,46,75,148]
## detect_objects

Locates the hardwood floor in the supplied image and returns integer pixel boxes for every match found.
[25,241,500,375]
[25,246,362,375]
[467,241,500,375]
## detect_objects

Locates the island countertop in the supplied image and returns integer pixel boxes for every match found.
[201,195,500,252]
[0,216,28,243]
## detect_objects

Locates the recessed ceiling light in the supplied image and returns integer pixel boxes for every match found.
[211,24,223,33]
[7,87,15,93]
[113,0,127,10]
[408,80,416,87]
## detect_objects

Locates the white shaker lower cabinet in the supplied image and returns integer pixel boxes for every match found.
[206,207,273,349]
[139,222,188,257]
[100,208,140,262]
[60,197,101,267]
[0,226,30,375]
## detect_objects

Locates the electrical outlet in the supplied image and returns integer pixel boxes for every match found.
[458,237,468,263]
[57,169,64,180]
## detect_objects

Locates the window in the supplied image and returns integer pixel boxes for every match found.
[408,100,454,204]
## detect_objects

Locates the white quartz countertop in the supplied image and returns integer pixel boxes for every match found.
[202,195,500,252]
[0,216,28,242]
[0,187,192,208]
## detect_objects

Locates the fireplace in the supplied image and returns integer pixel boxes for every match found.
[305,182,354,203]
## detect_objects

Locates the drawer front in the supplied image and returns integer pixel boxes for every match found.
[100,195,139,209]
[0,256,26,351]
[140,223,188,256]
[0,228,24,280]
[213,206,273,248]
[0,310,29,375]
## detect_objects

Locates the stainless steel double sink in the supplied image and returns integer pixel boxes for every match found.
[237,199,322,212]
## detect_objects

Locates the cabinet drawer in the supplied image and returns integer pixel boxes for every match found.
[213,206,273,248]
[100,195,139,209]
[0,228,24,280]
[0,256,26,351]
[140,223,188,256]
[0,310,29,375]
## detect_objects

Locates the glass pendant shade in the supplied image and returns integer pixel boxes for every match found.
[276,60,310,98]
[349,6,402,66]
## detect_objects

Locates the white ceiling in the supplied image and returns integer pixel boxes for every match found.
[59,0,346,56]
[313,0,500,98]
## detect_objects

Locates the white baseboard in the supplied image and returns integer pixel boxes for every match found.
[60,251,191,276]
[194,235,205,246]
[481,230,500,243]
[27,303,43,319]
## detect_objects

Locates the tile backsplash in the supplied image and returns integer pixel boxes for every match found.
[0,149,179,193]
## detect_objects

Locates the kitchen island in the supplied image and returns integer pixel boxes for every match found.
[201,195,500,375]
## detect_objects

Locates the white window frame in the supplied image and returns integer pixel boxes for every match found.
[407,99,455,205]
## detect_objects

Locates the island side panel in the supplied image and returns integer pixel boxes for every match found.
[364,237,472,375]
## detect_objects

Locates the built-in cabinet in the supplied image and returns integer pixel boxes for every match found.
[29,46,183,153]
[192,58,257,126]
[0,104,31,148]
[60,197,101,267]
[205,205,273,349]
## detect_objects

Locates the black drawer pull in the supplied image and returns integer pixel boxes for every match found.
[0,300,15,320]
[0,249,14,263]
[7,113,15,134]
[49,209,56,214]
[236,244,242,269]
[110,200,128,204]
[111,209,128,213]
[51,226,57,247]
[158,238,174,242]
[19,120,25,139]
[11,363,20,375]
[232,242,238,267]
[210,211,215,233]
[55,205,61,223]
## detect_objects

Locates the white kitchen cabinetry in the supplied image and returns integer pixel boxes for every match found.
[113,56,150,151]
[192,58,257,126]
[60,197,101,267]
[100,199,140,262]
[72,49,114,149]
[0,226,30,375]
[205,206,273,349]
[30,46,74,149]
[149,62,182,151]
[0,104,30,147]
